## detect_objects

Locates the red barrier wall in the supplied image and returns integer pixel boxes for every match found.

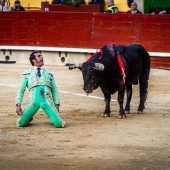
[0,12,170,53]
[150,57,170,68]
[0,12,92,47]
[92,14,170,52]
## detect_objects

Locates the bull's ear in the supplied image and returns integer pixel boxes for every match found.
[93,63,104,71]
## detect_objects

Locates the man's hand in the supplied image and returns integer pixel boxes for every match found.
[56,105,60,112]
[16,105,22,115]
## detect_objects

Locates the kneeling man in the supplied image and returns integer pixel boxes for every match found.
[15,51,66,128]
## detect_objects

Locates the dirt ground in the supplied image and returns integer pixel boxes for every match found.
[0,62,170,170]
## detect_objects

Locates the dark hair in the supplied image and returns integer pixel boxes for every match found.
[29,51,39,66]
[128,0,133,7]
[15,0,20,4]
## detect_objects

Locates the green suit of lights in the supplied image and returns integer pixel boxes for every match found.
[15,67,63,127]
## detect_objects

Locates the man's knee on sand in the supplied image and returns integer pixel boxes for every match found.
[16,117,65,128]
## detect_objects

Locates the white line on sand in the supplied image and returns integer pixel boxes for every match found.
[0,84,117,102]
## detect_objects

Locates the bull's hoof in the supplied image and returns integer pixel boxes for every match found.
[118,114,127,119]
[138,110,143,114]
[125,110,130,114]
[102,113,110,118]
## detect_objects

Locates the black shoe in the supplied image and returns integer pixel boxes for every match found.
[29,118,33,122]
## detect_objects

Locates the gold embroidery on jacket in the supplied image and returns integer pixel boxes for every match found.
[22,68,52,90]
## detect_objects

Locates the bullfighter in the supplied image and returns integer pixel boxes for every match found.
[15,51,66,128]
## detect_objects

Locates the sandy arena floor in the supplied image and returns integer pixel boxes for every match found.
[0,62,170,170]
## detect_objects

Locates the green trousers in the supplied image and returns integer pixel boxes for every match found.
[17,85,63,127]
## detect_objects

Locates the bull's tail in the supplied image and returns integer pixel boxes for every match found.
[138,52,150,112]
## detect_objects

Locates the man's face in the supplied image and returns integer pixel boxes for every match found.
[131,2,137,10]
[107,0,110,7]
[15,3,20,7]
[0,0,5,6]
[33,53,44,67]
[107,0,113,7]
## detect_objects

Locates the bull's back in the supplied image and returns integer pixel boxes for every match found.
[124,44,150,62]
[117,44,150,84]
[127,44,150,72]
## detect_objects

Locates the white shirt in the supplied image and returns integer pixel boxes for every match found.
[34,66,43,76]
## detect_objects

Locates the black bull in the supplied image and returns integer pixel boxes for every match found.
[69,44,150,118]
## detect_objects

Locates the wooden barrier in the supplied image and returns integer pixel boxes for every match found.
[0,11,170,53]
[150,57,170,69]
[47,4,104,12]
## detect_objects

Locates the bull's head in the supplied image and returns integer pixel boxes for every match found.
[82,62,104,94]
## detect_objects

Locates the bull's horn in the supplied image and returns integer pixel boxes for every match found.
[94,63,105,71]
[69,63,82,69]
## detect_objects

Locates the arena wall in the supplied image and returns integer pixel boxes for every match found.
[0,11,170,68]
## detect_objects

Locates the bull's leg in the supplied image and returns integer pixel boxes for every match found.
[125,85,132,114]
[138,68,150,113]
[138,80,148,113]
[118,86,126,119]
[102,94,111,118]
